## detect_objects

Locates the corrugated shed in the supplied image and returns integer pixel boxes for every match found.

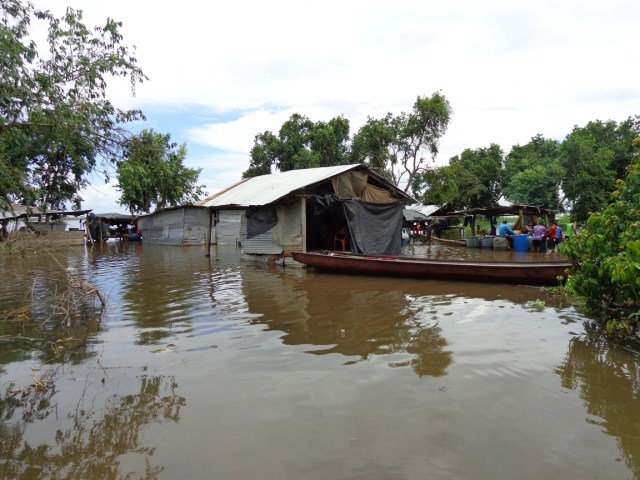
[197,164,364,208]
[137,207,208,245]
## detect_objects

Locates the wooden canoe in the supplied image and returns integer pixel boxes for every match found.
[291,251,571,285]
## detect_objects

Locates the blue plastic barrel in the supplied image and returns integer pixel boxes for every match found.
[513,234,529,252]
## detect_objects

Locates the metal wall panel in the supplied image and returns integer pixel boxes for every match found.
[138,207,208,245]
[242,227,283,254]
[216,210,243,244]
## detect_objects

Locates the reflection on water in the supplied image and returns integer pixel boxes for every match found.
[1,373,183,479]
[242,267,453,377]
[556,333,640,477]
[0,242,638,479]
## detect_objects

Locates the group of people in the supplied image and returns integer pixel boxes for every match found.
[498,219,563,253]
[408,221,434,241]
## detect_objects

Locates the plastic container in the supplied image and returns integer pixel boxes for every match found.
[493,237,509,251]
[513,234,529,252]
[480,236,495,249]
[465,236,480,248]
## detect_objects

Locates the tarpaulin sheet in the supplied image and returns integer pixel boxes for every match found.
[273,201,303,246]
[331,170,368,198]
[308,193,341,216]
[246,205,277,239]
[342,200,404,256]
[362,183,395,203]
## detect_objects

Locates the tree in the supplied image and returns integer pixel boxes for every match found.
[245,131,279,177]
[418,164,466,211]
[558,125,616,222]
[397,93,452,195]
[116,130,205,214]
[506,164,561,207]
[420,144,503,210]
[308,116,351,168]
[351,113,401,182]
[502,134,561,207]
[0,0,146,210]
[352,92,452,195]
[243,113,352,177]
[562,142,640,337]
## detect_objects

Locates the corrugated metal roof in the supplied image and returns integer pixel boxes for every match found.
[403,209,430,221]
[198,164,360,208]
[198,164,414,208]
[414,204,441,217]
[1,205,92,220]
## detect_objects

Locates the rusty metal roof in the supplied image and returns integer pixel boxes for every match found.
[197,164,414,208]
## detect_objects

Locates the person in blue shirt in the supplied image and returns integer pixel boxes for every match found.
[555,222,563,248]
[498,220,515,250]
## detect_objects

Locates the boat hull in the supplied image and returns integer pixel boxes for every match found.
[291,251,570,285]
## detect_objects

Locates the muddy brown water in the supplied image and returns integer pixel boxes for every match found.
[1,241,639,479]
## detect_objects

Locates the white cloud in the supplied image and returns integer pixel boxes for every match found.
[79,179,123,215]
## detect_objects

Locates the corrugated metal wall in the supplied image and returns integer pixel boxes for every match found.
[215,210,243,245]
[239,200,304,255]
[138,207,208,246]
[183,208,208,245]
[240,214,282,254]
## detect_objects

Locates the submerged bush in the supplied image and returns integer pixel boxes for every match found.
[561,151,640,339]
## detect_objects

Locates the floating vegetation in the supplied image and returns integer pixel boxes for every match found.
[1,252,106,330]
[3,368,58,422]
[524,299,546,311]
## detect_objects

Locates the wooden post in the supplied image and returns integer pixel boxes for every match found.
[519,209,525,232]
[205,207,213,257]
[301,197,307,253]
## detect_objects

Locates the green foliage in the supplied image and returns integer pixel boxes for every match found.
[524,299,546,311]
[116,130,206,214]
[350,113,398,181]
[419,144,503,210]
[561,150,640,335]
[246,93,453,197]
[245,131,278,177]
[0,0,146,210]
[416,165,463,211]
[502,134,561,208]
[353,92,452,194]
[244,113,351,177]
[558,119,638,222]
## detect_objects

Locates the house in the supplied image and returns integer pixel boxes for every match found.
[197,164,415,261]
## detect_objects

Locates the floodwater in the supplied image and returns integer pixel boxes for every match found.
[1,241,639,480]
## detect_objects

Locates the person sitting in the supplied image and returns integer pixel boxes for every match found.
[498,220,515,249]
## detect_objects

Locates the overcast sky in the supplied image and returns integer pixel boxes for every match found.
[38,0,640,214]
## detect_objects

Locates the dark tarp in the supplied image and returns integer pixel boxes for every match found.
[342,200,404,256]
[308,193,341,216]
[246,205,277,239]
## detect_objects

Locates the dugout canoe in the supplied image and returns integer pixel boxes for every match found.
[291,251,570,285]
